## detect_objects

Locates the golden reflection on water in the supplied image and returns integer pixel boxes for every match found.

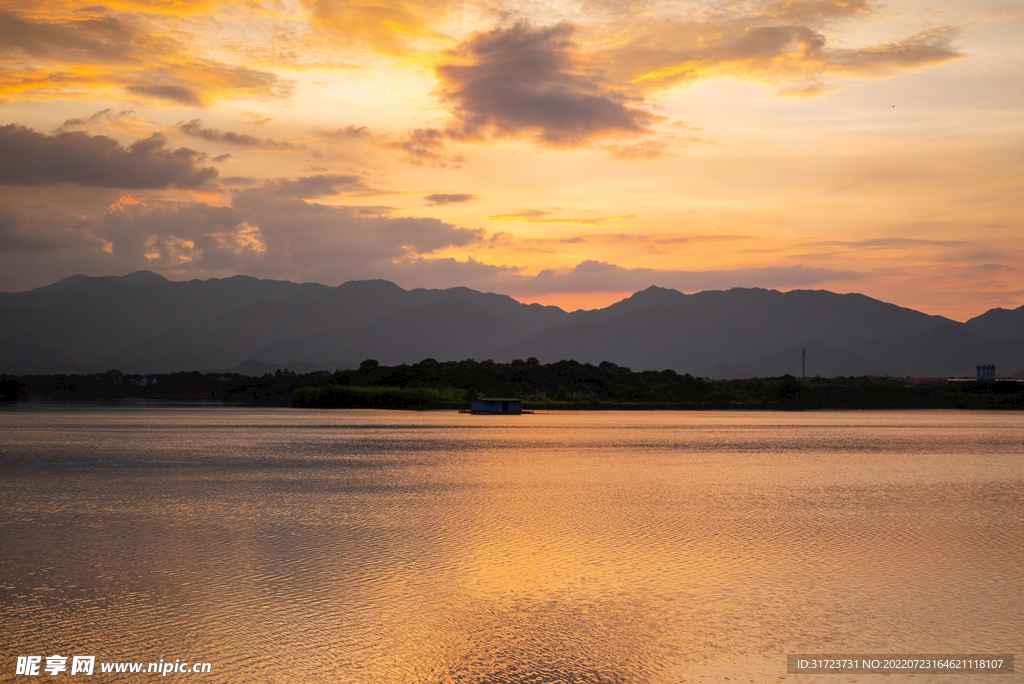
[0,408,1022,683]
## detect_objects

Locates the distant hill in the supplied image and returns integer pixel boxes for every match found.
[964,305,1024,341]
[2,272,1022,377]
[499,287,969,377]
[0,273,572,374]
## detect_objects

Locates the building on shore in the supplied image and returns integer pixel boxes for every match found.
[470,398,522,415]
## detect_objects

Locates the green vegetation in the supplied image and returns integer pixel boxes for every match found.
[293,358,1024,410]
[3,369,327,405]
[0,376,26,401]
[5,360,1022,409]
[293,384,466,409]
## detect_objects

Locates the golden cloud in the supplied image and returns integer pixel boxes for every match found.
[300,0,462,56]
[487,209,638,225]
[603,13,963,92]
[0,7,292,106]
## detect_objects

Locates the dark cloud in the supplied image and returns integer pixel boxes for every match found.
[436,22,657,146]
[57,108,133,131]
[221,176,256,186]
[381,8,959,159]
[378,128,464,167]
[86,203,254,271]
[971,263,1016,274]
[425,193,478,205]
[349,206,399,216]
[229,188,483,263]
[0,209,94,253]
[0,185,485,288]
[125,84,204,107]
[90,188,481,281]
[0,10,153,64]
[213,153,232,162]
[0,204,133,291]
[320,125,369,138]
[180,120,259,146]
[0,191,877,296]
[0,124,218,189]
[178,119,301,149]
[205,173,377,197]
[261,174,371,198]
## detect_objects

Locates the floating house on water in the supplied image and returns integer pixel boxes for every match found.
[470,398,522,415]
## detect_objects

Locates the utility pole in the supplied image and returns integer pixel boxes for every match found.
[802,349,806,379]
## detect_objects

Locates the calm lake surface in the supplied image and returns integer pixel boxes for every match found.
[1,406,1021,683]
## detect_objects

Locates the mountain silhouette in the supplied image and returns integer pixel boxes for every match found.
[2,272,1021,377]
[964,305,1024,341]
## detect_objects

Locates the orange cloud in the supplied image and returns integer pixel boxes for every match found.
[300,0,461,55]
[107,194,144,212]
[599,7,963,93]
[775,84,843,98]
[376,5,963,161]
[487,210,638,226]
[0,7,292,106]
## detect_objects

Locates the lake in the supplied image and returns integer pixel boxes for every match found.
[1,406,1021,682]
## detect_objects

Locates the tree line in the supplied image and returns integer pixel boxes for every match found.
[294,358,1024,410]
[4,359,1021,409]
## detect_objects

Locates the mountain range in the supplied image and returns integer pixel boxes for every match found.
[2,271,1022,378]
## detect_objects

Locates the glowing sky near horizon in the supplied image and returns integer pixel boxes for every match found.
[0,0,1021,318]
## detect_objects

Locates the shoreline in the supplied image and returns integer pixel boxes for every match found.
[5,396,1022,411]
[5,365,1023,411]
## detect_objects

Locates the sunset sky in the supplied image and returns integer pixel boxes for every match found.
[1,0,1021,318]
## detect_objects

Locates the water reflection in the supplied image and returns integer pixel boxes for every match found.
[1,407,1021,683]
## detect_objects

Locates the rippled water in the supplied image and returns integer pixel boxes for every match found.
[1,406,1021,683]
